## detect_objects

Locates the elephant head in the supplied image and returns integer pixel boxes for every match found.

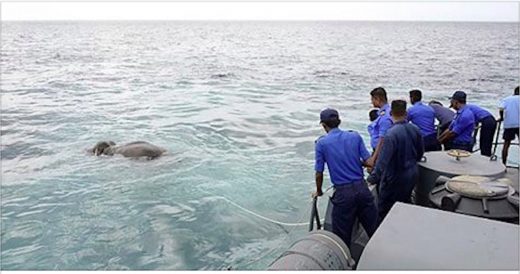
[90,141,116,156]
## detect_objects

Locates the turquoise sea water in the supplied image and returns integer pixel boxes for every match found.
[1,21,519,270]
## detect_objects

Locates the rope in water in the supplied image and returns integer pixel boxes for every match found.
[215,196,313,226]
[205,186,333,269]
[240,198,311,269]
[207,186,332,227]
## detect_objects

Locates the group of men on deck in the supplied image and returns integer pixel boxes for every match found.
[313,86,519,249]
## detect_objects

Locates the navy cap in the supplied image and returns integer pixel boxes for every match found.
[449,91,467,102]
[320,108,339,122]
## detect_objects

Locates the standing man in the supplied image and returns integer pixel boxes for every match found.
[465,103,497,156]
[366,87,393,167]
[499,86,520,165]
[408,89,441,151]
[313,108,378,248]
[367,100,424,223]
[438,91,475,152]
[428,100,455,136]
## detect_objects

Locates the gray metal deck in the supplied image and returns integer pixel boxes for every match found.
[504,167,519,191]
[357,203,520,270]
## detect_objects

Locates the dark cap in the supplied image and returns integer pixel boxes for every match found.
[449,91,467,102]
[320,108,339,122]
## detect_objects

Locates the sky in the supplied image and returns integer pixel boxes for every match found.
[1,2,518,22]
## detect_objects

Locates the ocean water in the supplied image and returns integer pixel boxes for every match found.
[1,21,518,270]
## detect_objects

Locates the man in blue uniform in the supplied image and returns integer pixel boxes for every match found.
[366,87,393,167]
[367,100,424,223]
[408,89,441,151]
[464,103,497,156]
[438,91,475,152]
[313,108,378,248]
[499,86,520,165]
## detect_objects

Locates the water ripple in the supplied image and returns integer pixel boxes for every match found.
[1,21,518,270]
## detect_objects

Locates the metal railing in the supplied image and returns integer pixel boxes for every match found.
[472,120,519,169]
[309,196,322,231]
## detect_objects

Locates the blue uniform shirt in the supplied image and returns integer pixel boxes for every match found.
[466,104,493,122]
[449,105,476,144]
[315,128,371,185]
[372,103,393,145]
[407,101,436,137]
[499,95,520,129]
[367,120,378,150]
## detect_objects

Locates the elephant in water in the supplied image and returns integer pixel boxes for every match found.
[89,141,166,159]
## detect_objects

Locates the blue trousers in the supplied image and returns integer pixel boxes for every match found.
[478,116,497,156]
[444,140,474,152]
[331,182,378,248]
[424,133,442,152]
[378,166,418,223]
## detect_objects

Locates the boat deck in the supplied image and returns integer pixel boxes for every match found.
[504,167,519,191]
[356,203,520,270]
